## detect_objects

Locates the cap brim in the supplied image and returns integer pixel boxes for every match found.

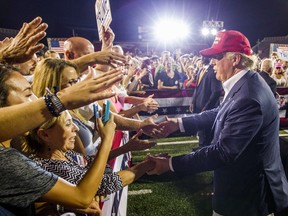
[199,47,223,57]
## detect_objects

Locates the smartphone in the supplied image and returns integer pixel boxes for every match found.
[102,99,110,123]
[93,103,99,119]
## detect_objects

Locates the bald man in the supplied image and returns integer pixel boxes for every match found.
[63,35,122,74]
[64,37,95,60]
[259,58,277,96]
[62,35,159,137]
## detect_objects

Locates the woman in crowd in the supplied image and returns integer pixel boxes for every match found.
[32,58,157,157]
[183,65,196,88]
[33,59,95,155]
[271,62,287,87]
[28,110,154,215]
[0,16,141,215]
[0,66,154,215]
[0,64,124,216]
[157,57,181,89]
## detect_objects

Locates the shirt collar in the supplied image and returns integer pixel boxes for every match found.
[222,70,248,101]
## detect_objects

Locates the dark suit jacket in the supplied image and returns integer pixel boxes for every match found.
[192,65,223,113]
[259,71,277,96]
[172,71,288,215]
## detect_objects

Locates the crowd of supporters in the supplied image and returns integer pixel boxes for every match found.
[37,46,287,95]
[1,15,288,216]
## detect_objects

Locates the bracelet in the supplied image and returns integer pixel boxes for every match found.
[44,91,66,117]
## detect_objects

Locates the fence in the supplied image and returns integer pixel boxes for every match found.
[135,87,288,119]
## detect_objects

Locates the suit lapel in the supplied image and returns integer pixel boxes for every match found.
[221,70,253,104]
[211,71,253,133]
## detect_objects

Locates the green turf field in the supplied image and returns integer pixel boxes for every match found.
[127,131,288,215]
[127,136,213,216]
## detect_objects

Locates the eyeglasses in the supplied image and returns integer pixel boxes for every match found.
[212,53,225,61]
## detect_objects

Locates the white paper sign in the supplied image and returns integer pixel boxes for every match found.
[95,0,112,41]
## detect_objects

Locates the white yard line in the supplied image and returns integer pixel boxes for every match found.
[128,189,153,195]
[157,140,198,145]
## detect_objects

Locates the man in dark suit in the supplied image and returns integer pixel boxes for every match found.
[147,30,288,215]
[259,58,277,96]
[191,57,223,147]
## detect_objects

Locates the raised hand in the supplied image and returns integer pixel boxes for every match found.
[125,130,157,151]
[127,63,138,78]
[136,68,148,80]
[57,69,123,110]
[100,26,115,50]
[81,66,97,81]
[0,17,48,64]
[97,113,116,145]
[90,50,126,67]
[142,95,159,113]
[0,37,13,49]
[72,50,127,72]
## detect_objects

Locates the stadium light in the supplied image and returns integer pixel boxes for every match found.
[210,28,218,35]
[153,19,190,43]
[202,20,224,36]
[201,28,210,36]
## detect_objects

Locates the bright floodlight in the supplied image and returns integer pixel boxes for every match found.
[201,28,210,36]
[153,19,190,42]
[211,28,218,35]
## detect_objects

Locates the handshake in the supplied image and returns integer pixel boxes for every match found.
[137,153,172,176]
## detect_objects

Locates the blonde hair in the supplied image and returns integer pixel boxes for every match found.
[44,50,60,59]
[29,111,68,153]
[32,58,79,97]
[32,58,86,122]
[225,52,256,70]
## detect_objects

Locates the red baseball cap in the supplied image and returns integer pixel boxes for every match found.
[200,30,252,57]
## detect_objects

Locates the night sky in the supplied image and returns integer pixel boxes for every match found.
[1,0,288,47]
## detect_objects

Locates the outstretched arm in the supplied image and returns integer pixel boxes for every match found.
[118,159,155,186]
[71,50,126,73]
[42,115,116,209]
[108,130,157,160]
[0,17,48,64]
[95,26,115,72]
[113,113,163,138]
[146,155,171,175]
[0,69,122,142]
